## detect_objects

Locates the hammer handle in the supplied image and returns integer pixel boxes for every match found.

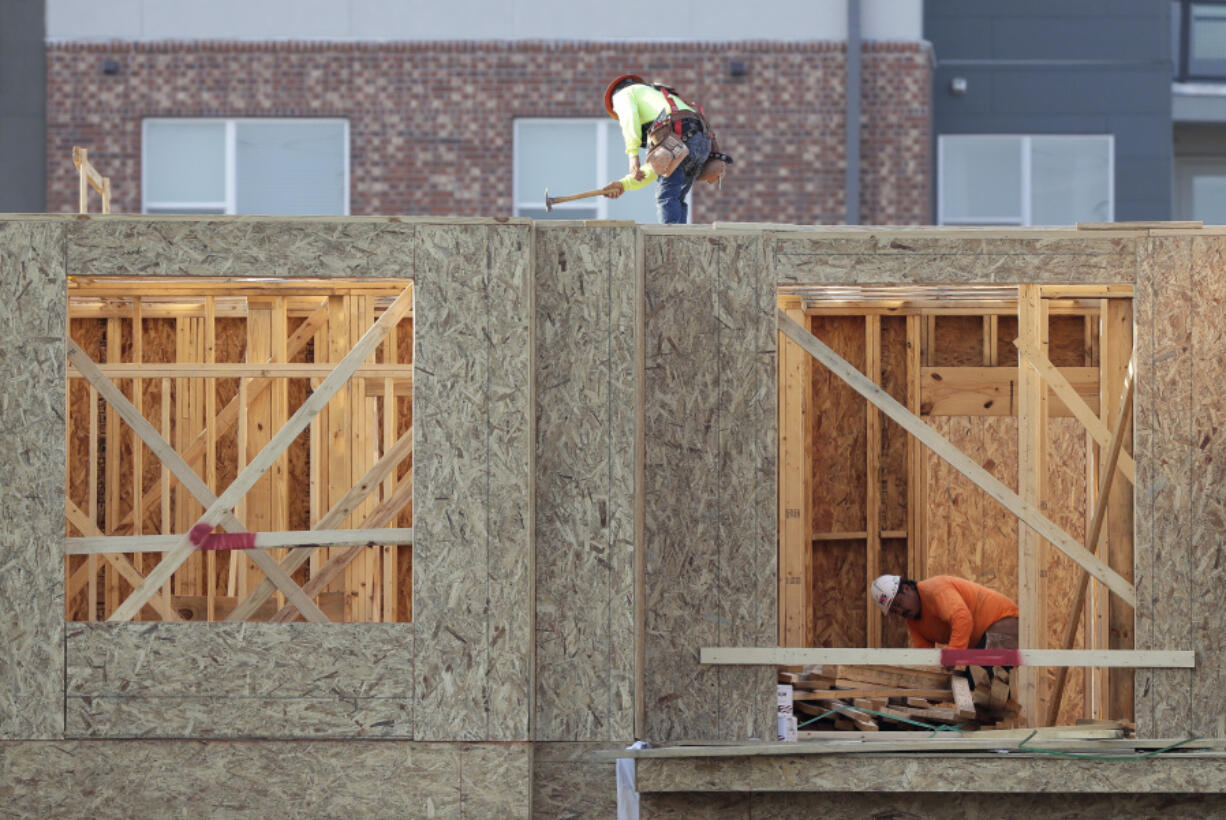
[547,188,608,205]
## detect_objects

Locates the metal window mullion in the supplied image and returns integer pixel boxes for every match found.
[1021,136,1033,226]
[225,120,238,215]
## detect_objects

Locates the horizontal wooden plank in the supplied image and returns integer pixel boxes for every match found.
[921,366,1098,417]
[69,363,411,380]
[68,277,413,296]
[65,527,413,555]
[792,688,952,700]
[703,647,1195,668]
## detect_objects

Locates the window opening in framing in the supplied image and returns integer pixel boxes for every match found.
[777,284,1135,730]
[64,277,414,623]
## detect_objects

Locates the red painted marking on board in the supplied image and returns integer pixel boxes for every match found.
[189,522,214,545]
[197,532,259,551]
[940,648,1022,667]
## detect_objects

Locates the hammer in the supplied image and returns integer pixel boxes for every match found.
[544,186,609,213]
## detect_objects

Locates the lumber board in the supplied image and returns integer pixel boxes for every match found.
[951,677,976,719]
[792,688,953,700]
[65,528,413,555]
[920,366,1098,417]
[701,648,1194,668]
[777,295,811,647]
[777,309,1137,607]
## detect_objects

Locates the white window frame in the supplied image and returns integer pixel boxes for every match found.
[141,117,350,215]
[937,134,1114,226]
[512,117,689,223]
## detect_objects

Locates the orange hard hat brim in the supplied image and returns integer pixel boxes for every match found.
[604,74,644,119]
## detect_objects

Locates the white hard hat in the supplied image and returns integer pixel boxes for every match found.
[870,574,901,614]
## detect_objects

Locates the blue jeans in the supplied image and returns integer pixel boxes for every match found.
[656,131,711,224]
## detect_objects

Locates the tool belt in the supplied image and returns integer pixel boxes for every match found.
[642,87,732,185]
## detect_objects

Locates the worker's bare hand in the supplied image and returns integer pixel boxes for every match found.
[629,155,646,181]
[602,181,625,199]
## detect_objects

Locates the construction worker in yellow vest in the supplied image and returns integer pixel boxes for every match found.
[599,74,731,224]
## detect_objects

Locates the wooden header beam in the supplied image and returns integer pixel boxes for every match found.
[777,309,1137,607]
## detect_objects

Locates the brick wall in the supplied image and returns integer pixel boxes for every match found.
[46,40,931,225]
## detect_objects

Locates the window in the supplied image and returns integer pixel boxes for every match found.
[142,119,349,215]
[513,118,678,223]
[938,135,1113,226]
[1175,1,1226,80]
[1175,157,1226,223]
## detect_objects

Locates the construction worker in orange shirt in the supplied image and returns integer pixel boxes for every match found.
[870,574,1020,652]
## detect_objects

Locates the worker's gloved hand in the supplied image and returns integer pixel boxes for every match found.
[629,155,646,182]
[602,181,625,199]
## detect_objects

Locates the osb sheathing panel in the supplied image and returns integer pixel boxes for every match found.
[65,623,413,738]
[642,234,775,742]
[639,792,1226,819]
[634,754,1226,793]
[1134,236,1194,737]
[531,741,622,819]
[809,316,866,534]
[413,223,533,741]
[533,226,636,742]
[65,217,418,279]
[0,221,66,739]
[0,739,530,818]
[772,233,1138,285]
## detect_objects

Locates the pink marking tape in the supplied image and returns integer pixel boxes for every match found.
[939,648,1022,667]
[189,523,258,551]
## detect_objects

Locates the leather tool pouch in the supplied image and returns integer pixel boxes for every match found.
[644,133,690,178]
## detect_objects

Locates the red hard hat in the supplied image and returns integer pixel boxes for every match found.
[604,74,644,119]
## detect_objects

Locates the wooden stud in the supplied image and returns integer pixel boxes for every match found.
[204,296,217,621]
[1102,299,1135,721]
[160,377,171,617]
[88,385,99,621]
[865,315,882,647]
[1046,357,1134,726]
[104,317,122,617]
[1017,284,1047,726]
[776,311,1135,606]
[906,316,925,580]
[777,295,811,647]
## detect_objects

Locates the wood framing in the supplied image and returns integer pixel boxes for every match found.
[777,310,1136,606]
[777,295,811,646]
[1017,284,1047,725]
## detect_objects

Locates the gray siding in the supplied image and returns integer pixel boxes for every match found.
[926,0,1173,222]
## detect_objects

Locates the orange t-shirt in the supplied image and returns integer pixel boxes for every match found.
[906,576,1019,650]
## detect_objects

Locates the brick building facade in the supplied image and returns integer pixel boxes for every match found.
[46,40,931,224]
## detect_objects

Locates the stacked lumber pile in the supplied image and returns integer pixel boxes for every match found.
[780,664,1023,733]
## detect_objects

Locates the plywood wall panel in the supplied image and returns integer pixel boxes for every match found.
[811,540,866,647]
[810,316,866,534]
[924,417,984,584]
[932,316,983,367]
[642,234,721,741]
[1,740,532,817]
[66,218,419,279]
[66,623,414,737]
[533,225,636,741]
[714,234,776,741]
[1048,314,1088,366]
[0,221,66,740]
[1133,236,1193,737]
[413,223,533,742]
[532,742,621,819]
[1187,235,1226,736]
[773,233,1138,285]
